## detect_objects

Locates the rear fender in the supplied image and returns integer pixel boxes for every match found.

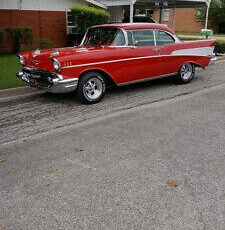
[169,40,216,70]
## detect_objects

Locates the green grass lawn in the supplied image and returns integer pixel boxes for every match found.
[0,54,25,90]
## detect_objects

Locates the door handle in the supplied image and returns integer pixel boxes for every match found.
[153,48,160,52]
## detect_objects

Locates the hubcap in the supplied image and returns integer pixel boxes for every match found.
[84,77,103,100]
[180,63,193,80]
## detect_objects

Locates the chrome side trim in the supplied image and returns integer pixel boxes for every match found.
[153,30,157,46]
[62,59,124,69]
[80,29,89,46]
[121,28,128,46]
[118,72,177,86]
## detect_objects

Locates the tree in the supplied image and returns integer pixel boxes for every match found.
[0,29,3,44]
[198,0,225,33]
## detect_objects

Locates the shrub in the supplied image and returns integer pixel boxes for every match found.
[197,0,225,33]
[70,5,110,42]
[178,36,225,54]
[178,36,204,41]
[6,27,33,53]
[215,40,225,54]
[39,38,52,49]
[0,29,3,44]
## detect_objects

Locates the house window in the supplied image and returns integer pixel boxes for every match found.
[66,11,76,35]
[196,9,204,22]
[162,9,170,21]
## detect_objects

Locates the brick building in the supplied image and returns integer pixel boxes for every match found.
[0,0,106,52]
[153,8,203,32]
[0,0,207,52]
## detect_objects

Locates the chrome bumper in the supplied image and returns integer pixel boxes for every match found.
[209,54,217,65]
[16,70,78,93]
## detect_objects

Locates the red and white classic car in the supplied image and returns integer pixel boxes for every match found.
[17,23,216,104]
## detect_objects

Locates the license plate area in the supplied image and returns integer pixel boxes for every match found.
[29,81,36,88]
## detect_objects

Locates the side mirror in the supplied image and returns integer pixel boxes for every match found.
[134,40,139,46]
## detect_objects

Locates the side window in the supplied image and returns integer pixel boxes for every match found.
[132,29,155,46]
[113,30,125,46]
[155,30,175,46]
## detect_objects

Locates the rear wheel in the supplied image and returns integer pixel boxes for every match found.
[176,63,194,84]
[76,71,106,104]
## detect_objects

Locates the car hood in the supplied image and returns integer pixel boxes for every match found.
[20,46,106,72]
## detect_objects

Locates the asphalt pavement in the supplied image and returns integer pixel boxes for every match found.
[0,59,225,229]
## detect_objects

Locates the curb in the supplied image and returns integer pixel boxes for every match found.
[0,86,44,103]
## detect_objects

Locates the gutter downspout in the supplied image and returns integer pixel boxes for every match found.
[205,0,211,29]
[130,0,134,23]
[172,0,176,30]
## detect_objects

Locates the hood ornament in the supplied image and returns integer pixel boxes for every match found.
[32,49,40,58]
[50,49,59,57]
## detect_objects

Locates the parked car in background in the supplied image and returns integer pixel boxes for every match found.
[17,23,216,104]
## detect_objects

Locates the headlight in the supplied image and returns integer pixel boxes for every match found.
[51,59,61,72]
[18,55,25,66]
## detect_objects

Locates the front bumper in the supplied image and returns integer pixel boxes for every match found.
[16,67,78,93]
[209,54,217,65]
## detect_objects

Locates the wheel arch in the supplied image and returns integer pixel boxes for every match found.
[178,61,205,71]
[78,69,117,87]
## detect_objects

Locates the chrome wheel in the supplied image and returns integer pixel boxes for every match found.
[83,77,103,100]
[180,63,193,81]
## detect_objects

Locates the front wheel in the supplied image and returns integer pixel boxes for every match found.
[176,63,195,84]
[76,71,106,104]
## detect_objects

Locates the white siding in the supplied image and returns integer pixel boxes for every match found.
[0,0,88,11]
[102,0,132,6]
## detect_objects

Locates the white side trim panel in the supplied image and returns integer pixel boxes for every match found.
[171,46,214,57]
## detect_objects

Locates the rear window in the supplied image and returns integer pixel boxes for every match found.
[155,30,175,46]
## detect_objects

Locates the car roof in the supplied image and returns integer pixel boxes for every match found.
[90,23,174,34]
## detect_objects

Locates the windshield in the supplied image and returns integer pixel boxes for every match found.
[82,27,125,46]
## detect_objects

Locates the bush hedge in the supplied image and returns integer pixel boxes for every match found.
[70,5,110,41]
[6,27,33,53]
[0,29,3,44]
[215,40,225,54]
[178,36,225,54]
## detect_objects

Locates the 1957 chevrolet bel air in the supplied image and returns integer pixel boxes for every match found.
[17,23,216,104]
